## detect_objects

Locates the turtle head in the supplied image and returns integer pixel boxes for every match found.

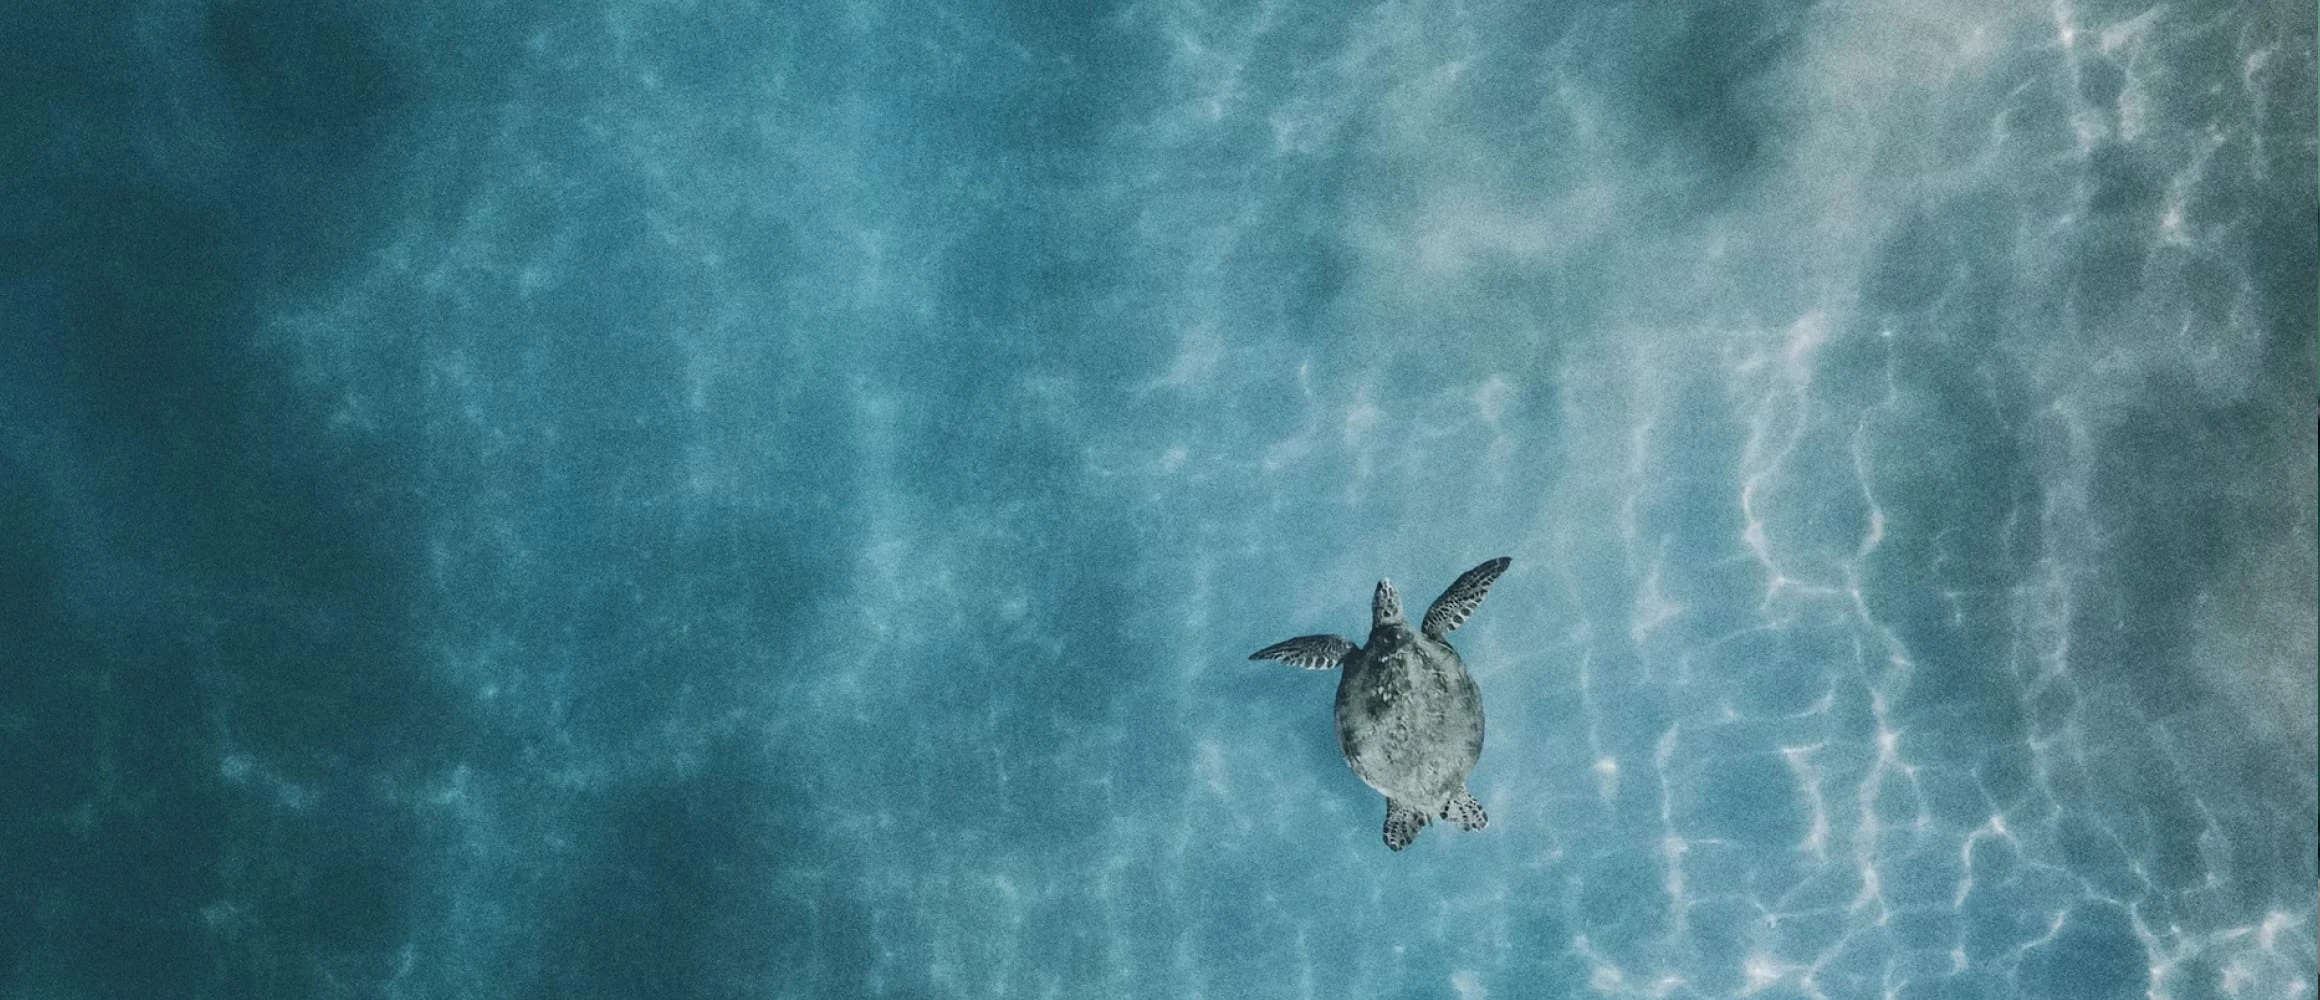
[1372,578,1404,627]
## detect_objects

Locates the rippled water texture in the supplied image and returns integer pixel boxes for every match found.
[3,0,2314,997]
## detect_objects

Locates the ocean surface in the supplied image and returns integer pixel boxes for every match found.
[3,1,2315,997]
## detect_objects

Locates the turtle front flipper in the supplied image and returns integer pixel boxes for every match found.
[1442,786,1487,831]
[1249,635,1356,670]
[1383,799,1429,851]
[1421,556,1511,640]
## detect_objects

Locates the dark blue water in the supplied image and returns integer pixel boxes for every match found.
[4,1,2314,997]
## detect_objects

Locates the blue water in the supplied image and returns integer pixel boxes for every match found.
[3,1,2314,998]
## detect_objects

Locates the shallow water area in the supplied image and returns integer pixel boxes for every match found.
[2,0,2314,997]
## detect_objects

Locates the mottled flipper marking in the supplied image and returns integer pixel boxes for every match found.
[1420,556,1512,640]
[1443,787,1487,831]
[1249,635,1356,670]
[1384,800,1429,851]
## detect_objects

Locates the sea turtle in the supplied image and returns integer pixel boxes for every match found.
[1250,557,1511,851]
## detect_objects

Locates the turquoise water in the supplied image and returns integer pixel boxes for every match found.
[3,1,2314,997]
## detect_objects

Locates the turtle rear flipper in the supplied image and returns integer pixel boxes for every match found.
[1249,635,1356,670]
[1442,786,1487,831]
[1384,800,1429,851]
[1421,557,1511,640]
